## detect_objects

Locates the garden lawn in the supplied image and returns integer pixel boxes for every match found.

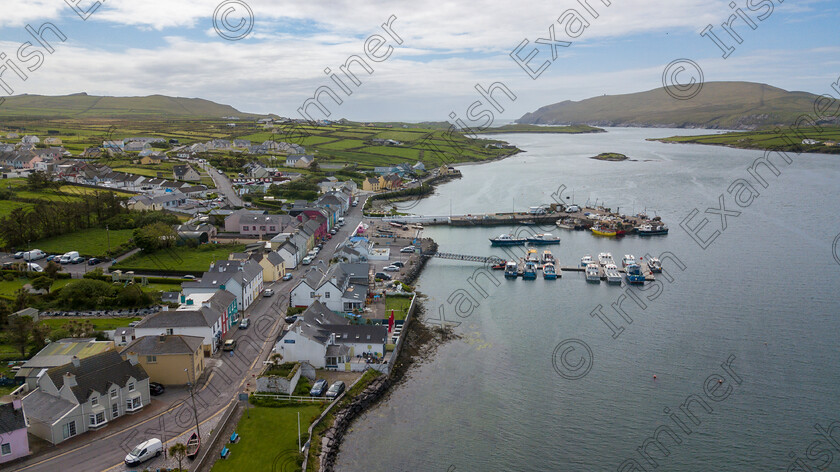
[113,244,245,272]
[211,404,324,472]
[32,228,135,257]
[384,295,413,320]
[0,277,75,299]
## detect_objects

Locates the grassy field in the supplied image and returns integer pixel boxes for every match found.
[0,200,33,218]
[211,404,324,472]
[113,244,245,272]
[657,126,840,154]
[32,228,135,257]
[38,317,142,331]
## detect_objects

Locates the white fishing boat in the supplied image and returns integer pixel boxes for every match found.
[605,264,622,284]
[647,257,662,273]
[542,250,555,264]
[585,263,600,282]
[580,255,593,267]
[622,254,636,268]
[598,252,614,266]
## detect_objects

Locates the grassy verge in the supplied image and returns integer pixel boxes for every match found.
[210,404,324,472]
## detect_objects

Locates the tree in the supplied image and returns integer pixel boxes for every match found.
[168,443,187,472]
[30,323,50,352]
[8,315,34,356]
[13,288,29,311]
[43,261,61,279]
[133,223,176,252]
[31,276,53,293]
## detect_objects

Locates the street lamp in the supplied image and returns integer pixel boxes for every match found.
[185,367,201,441]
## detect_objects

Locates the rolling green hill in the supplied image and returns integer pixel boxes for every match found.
[517,82,833,130]
[0,93,259,119]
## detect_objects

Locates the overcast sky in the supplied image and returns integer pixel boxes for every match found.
[0,0,838,121]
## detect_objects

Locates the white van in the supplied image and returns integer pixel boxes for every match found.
[566,205,580,213]
[338,217,345,226]
[23,249,46,261]
[124,438,162,466]
[59,251,79,264]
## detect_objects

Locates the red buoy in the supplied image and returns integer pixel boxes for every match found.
[653,375,657,379]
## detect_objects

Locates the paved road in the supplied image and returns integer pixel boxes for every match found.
[15,278,297,472]
[202,163,243,207]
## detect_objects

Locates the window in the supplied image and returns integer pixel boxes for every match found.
[89,412,106,427]
[62,421,77,439]
[146,355,157,363]
[128,382,135,392]
[243,226,249,231]
[1,443,10,455]
[325,292,330,299]
[110,388,118,399]
[269,226,276,232]
[260,226,266,231]
[91,395,99,406]
[112,403,119,419]
[126,397,142,411]
[166,328,174,335]
[310,292,315,298]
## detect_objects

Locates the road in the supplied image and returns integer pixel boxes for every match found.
[201,163,243,207]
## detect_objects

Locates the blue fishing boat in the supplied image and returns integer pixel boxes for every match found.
[504,261,519,278]
[625,263,645,284]
[522,261,537,279]
[543,262,558,279]
[490,233,527,246]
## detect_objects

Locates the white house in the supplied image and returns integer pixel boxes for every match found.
[22,351,150,445]
[289,263,369,312]
[134,291,237,354]
[183,260,263,312]
[274,319,387,368]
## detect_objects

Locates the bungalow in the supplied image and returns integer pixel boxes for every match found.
[44,137,62,146]
[412,161,426,173]
[121,335,205,386]
[233,139,251,148]
[22,351,150,444]
[21,135,40,144]
[102,140,123,151]
[273,319,387,368]
[173,164,201,182]
[289,263,369,312]
[139,155,162,165]
[124,142,151,152]
[126,192,187,211]
[0,401,29,463]
[285,154,314,168]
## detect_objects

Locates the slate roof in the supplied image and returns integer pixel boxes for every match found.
[300,301,349,326]
[136,307,219,329]
[0,402,27,433]
[328,324,388,344]
[122,335,204,356]
[46,350,149,402]
[22,390,76,425]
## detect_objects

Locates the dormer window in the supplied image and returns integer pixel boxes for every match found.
[128,382,135,392]
[91,395,99,406]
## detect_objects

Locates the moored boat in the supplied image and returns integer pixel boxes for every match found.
[525,248,539,262]
[591,224,617,237]
[504,261,519,278]
[490,233,527,246]
[491,260,507,270]
[622,254,636,268]
[186,432,200,460]
[543,262,558,279]
[625,263,645,284]
[522,261,537,279]
[526,233,561,245]
[605,264,622,284]
[542,250,555,264]
[580,255,593,267]
[647,257,662,273]
[585,263,600,282]
[598,252,614,266]
[637,223,669,236]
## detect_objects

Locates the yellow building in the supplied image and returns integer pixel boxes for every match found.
[139,155,162,165]
[229,251,286,282]
[121,335,205,386]
[363,176,384,192]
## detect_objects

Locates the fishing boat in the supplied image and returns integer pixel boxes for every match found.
[622,254,636,268]
[625,263,645,284]
[504,261,519,278]
[647,257,662,273]
[542,250,555,264]
[543,262,558,279]
[556,219,574,230]
[490,233,527,246]
[598,252,614,266]
[526,233,561,245]
[605,264,622,284]
[186,432,200,460]
[580,255,593,267]
[591,224,617,237]
[637,223,669,236]
[525,248,539,262]
[585,263,600,282]
[522,261,537,279]
[491,259,507,270]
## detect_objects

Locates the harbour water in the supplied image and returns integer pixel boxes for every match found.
[336,128,840,471]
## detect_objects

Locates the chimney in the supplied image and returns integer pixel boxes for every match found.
[126,352,138,365]
[64,372,77,387]
[329,333,336,345]
[71,356,80,367]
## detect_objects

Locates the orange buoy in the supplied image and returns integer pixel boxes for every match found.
[653,375,657,379]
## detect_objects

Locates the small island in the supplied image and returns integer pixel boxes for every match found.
[590,152,628,161]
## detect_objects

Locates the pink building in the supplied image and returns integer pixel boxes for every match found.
[0,400,30,464]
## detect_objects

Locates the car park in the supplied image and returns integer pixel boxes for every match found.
[383,265,400,272]
[263,289,274,297]
[282,273,293,281]
[222,339,236,351]
[149,382,165,396]
[375,272,392,280]
[124,438,163,466]
[326,381,345,399]
[310,379,329,397]
[239,318,250,329]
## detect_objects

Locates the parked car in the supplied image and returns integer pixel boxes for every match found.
[71,256,85,264]
[12,251,24,259]
[124,438,162,466]
[301,256,313,265]
[239,318,250,329]
[183,275,196,280]
[391,261,405,267]
[149,382,165,396]
[25,263,43,273]
[326,381,345,399]
[285,315,298,324]
[282,273,293,281]
[263,289,274,297]
[383,265,400,272]
[87,258,101,265]
[375,272,392,280]
[330,229,337,235]
[400,246,416,253]
[310,379,329,397]
[222,339,236,351]
[128,321,141,328]
[45,254,58,262]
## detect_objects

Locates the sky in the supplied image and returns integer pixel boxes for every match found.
[0,0,838,121]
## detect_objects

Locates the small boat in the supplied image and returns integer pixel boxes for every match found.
[585,263,600,282]
[580,255,593,267]
[186,431,200,460]
[605,264,622,284]
[556,219,574,230]
[525,248,539,262]
[637,223,669,236]
[622,254,636,268]
[625,263,645,284]
[543,262,558,279]
[491,260,507,270]
[490,234,527,246]
[542,250,555,264]
[591,224,617,237]
[647,257,662,273]
[522,261,537,279]
[526,233,561,245]
[504,261,519,278]
[598,252,614,266]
